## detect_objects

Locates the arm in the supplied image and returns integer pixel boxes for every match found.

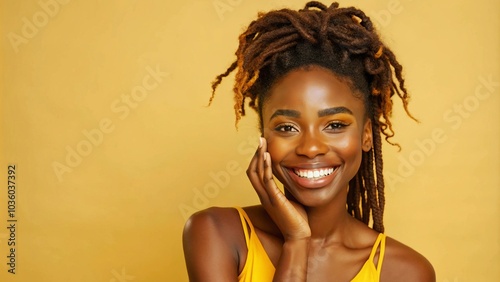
[273,238,310,281]
[247,138,311,281]
[183,208,239,282]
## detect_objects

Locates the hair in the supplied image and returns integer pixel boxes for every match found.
[209,1,416,233]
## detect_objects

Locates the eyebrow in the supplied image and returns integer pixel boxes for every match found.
[270,106,353,121]
[318,106,353,117]
[269,109,301,120]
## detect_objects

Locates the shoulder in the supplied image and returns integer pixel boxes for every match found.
[183,205,279,240]
[380,236,436,282]
[183,206,241,235]
[183,206,244,252]
[182,207,245,281]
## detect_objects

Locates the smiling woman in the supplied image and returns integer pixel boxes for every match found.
[183,2,435,281]
[262,66,373,206]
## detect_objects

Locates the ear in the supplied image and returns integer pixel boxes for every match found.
[362,119,373,152]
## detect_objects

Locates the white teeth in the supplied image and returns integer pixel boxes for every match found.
[294,168,335,179]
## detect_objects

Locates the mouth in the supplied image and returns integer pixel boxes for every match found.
[285,166,339,189]
[292,167,336,179]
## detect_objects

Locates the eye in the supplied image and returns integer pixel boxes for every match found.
[275,123,299,132]
[324,121,348,132]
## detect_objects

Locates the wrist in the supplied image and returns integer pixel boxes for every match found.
[274,237,310,282]
[283,237,310,248]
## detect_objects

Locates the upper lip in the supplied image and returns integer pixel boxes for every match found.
[284,163,339,170]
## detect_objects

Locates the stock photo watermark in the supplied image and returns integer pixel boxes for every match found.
[370,0,413,28]
[51,64,170,182]
[5,165,18,274]
[386,74,499,191]
[178,136,258,220]
[109,267,135,282]
[213,0,244,21]
[7,0,73,53]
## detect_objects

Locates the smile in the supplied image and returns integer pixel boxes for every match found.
[293,167,336,179]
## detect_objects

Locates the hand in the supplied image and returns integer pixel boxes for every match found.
[246,137,311,241]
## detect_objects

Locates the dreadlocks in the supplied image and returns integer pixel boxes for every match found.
[209,1,416,233]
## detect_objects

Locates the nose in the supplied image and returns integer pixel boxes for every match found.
[295,130,329,159]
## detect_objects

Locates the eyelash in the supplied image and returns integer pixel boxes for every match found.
[274,122,349,133]
[275,123,298,132]
[324,121,349,131]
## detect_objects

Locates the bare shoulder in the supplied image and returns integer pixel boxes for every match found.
[381,236,436,282]
[182,207,245,281]
[183,206,241,236]
[183,206,244,253]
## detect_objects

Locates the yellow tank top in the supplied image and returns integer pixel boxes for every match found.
[235,207,386,282]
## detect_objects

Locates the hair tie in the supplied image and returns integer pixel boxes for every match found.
[374,46,384,59]
[351,15,362,24]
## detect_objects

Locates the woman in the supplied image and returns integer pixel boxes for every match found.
[183,2,435,281]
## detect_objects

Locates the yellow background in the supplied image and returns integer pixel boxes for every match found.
[1,0,499,281]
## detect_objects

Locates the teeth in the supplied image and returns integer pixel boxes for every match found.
[294,168,335,179]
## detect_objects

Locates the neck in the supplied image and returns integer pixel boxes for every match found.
[305,191,354,243]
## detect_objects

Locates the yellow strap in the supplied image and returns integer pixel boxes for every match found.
[367,233,386,275]
[367,234,382,259]
[376,234,386,272]
[235,207,252,244]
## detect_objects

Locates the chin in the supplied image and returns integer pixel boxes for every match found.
[283,181,347,208]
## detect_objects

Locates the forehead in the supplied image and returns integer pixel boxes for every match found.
[262,66,366,118]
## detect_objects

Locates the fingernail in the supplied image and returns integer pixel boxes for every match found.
[259,137,263,148]
[263,152,267,161]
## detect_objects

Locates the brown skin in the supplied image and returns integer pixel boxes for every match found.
[183,66,435,281]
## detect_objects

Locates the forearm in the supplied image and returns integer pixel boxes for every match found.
[273,238,310,282]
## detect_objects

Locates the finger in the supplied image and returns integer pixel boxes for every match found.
[246,138,268,203]
[262,152,287,206]
[260,138,286,203]
[256,137,266,182]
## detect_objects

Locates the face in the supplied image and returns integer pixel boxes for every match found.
[261,65,372,208]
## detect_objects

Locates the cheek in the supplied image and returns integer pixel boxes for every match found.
[265,136,292,183]
[265,135,287,162]
[331,132,363,161]
[263,132,297,173]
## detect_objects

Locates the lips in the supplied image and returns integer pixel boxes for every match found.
[285,166,339,189]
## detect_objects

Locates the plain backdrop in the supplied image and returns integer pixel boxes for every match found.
[1,0,499,281]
